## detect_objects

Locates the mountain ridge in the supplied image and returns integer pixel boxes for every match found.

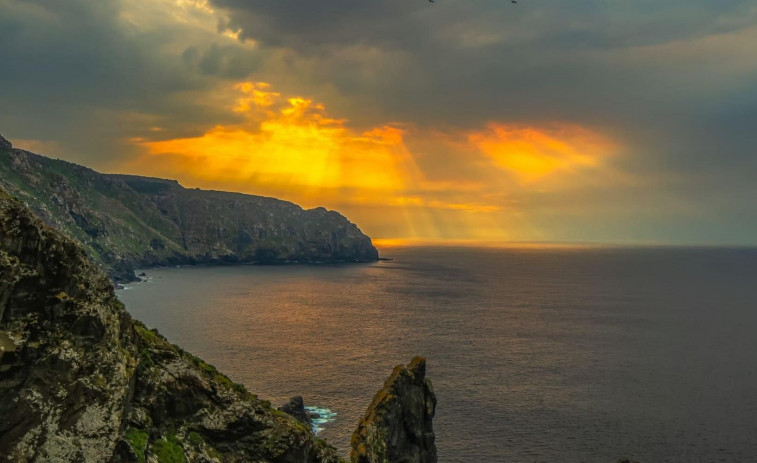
[0,133,378,282]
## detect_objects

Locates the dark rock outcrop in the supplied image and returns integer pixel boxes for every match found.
[351,357,437,463]
[0,185,441,463]
[279,396,313,427]
[0,189,343,463]
[0,133,379,283]
[0,133,11,150]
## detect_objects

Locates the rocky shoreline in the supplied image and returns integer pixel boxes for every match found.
[0,136,642,462]
[0,189,433,463]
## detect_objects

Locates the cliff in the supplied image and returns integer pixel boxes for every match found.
[0,190,435,462]
[0,133,378,282]
[351,358,437,463]
[0,190,343,462]
[0,186,644,463]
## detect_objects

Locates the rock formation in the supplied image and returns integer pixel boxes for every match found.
[0,187,441,463]
[0,189,342,463]
[0,133,378,282]
[279,396,313,427]
[351,357,437,463]
[0,186,634,463]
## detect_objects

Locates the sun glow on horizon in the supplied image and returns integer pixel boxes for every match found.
[129,82,414,201]
[122,82,619,242]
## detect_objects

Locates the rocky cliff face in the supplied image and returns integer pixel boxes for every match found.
[0,134,378,282]
[0,190,436,463]
[351,357,437,463]
[0,190,343,463]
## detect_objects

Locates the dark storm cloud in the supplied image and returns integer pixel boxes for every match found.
[211,0,757,172]
[0,0,261,163]
[1,0,756,243]
[212,0,751,50]
[207,0,757,243]
[209,0,756,144]
[183,43,261,78]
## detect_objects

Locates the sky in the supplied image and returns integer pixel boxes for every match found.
[1,0,756,245]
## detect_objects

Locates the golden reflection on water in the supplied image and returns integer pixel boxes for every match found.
[118,247,757,461]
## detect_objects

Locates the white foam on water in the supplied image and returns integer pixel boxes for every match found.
[305,406,337,435]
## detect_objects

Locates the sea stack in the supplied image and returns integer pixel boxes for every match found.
[279,396,313,427]
[351,357,437,463]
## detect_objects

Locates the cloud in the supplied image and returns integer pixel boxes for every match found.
[0,0,261,163]
[127,82,413,195]
[469,123,614,184]
[121,81,629,241]
[1,0,757,243]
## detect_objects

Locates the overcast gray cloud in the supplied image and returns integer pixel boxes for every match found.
[211,1,757,141]
[0,0,261,162]
[1,0,756,243]
[245,1,757,191]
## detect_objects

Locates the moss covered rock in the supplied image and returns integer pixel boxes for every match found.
[0,190,343,463]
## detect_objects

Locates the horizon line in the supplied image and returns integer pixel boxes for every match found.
[371,238,757,249]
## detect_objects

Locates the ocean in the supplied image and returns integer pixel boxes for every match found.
[117,246,757,462]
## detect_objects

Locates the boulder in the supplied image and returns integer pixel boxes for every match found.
[279,396,313,427]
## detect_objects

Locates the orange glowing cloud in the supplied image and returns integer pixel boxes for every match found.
[469,123,615,183]
[131,82,413,199]
[123,82,621,242]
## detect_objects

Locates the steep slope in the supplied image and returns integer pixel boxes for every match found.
[0,189,343,463]
[0,133,378,282]
[0,189,443,463]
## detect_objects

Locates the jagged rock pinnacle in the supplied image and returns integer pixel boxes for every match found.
[351,356,437,463]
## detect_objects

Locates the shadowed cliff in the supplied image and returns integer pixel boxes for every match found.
[0,188,437,463]
[0,189,345,462]
[0,133,378,283]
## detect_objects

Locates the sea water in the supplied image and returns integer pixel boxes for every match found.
[118,246,757,462]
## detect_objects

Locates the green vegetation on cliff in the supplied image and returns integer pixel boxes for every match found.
[0,190,344,462]
[0,133,378,282]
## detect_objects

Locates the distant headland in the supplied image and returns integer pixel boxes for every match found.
[0,132,378,283]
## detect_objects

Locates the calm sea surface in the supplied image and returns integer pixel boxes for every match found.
[117,246,757,462]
